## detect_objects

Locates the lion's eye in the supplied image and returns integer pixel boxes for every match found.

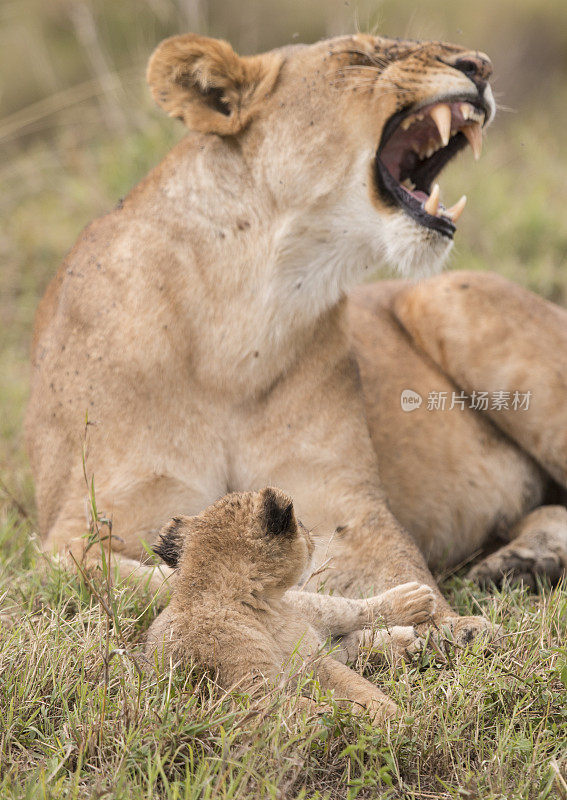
[342,49,382,69]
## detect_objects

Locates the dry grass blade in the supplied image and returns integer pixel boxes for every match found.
[551,759,567,799]
[0,68,141,145]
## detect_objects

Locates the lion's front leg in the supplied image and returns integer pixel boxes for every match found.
[243,349,495,646]
[366,581,436,626]
[334,625,425,666]
[283,590,373,635]
[325,507,496,644]
[268,461,495,644]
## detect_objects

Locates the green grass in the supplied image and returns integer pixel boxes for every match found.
[1,517,566,799]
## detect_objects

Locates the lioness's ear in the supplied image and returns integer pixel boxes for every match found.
[147,34,282,135]
[260,487,296,537]
[153,516,188,567]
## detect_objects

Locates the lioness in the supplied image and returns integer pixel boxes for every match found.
[26,33,567,643]
[146,487,435,721]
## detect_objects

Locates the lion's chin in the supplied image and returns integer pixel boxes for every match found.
[381,212,454,279]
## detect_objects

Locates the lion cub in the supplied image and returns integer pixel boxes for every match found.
[145,488,435,722]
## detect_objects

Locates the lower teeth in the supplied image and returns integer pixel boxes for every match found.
[422,183,467,222]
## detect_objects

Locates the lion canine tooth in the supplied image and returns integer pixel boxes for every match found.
[463,123,482,160]
[424,183,440,216]
[429,103,451,146]
[401,117,413,130]
[447,195,467,221]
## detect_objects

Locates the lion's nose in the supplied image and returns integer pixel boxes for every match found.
[444,51,493,89]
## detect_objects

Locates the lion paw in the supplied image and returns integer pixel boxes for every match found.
[435,615,501,649]
[360,625,425,666]
[469,506,567,590]
[370,581,436,626]
[363,694,399,724]
[468,544,565,590]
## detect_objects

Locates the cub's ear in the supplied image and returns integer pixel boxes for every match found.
[153,516,188,568]
[260,487,296,537]
[147,33,282,135]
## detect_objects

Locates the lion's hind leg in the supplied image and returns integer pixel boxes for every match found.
[393,270,567,489]
[315,654,398,723]
[469,505,567,590]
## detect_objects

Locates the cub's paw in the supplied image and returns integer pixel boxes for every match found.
[370,581,436,626]
[348,688,398,724]
[360,625,425,666]
[364,694,399,724]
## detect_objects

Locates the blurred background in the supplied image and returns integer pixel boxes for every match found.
[2,0,567,509]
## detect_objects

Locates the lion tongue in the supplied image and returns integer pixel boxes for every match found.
[400,181,428,203]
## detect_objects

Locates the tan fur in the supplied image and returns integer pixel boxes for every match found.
[27,33,510,643]
[469,506,567,589]
[393,271,567,487]
[146,34,282,135]
[348,280,546,569]
[145,488,436,722]
[349,272,567,586]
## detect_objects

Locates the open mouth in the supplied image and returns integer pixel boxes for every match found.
[375,97,488,238]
